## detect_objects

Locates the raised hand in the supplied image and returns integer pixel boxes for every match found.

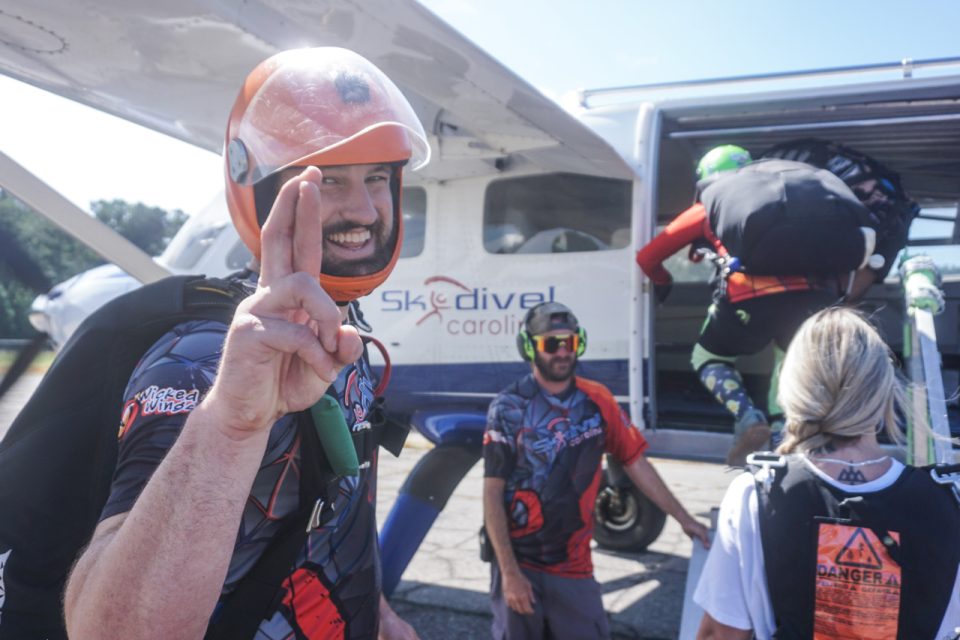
[207,167,364,437]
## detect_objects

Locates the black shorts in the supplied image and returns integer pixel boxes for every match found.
[490,563,610,640]
[697,289,840,358]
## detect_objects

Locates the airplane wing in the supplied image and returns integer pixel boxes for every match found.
[0,0,634,182]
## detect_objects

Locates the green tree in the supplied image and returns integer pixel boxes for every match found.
[91,199,188,256]
[0,191,187,337]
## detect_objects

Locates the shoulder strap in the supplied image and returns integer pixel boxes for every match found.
[357,335,409,456]
[205,407,339,640]
[207,329,404,638]
[750,456,823,640]
[748,453,790,560]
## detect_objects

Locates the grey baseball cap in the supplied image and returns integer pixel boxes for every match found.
[524,302,580,335]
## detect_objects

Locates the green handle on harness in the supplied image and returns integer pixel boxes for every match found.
[309,395,359,477]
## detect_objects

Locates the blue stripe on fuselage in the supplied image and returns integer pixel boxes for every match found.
[375,359,629,417]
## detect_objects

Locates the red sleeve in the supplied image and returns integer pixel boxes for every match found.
[635,203,708,285]
[575,378,648,466]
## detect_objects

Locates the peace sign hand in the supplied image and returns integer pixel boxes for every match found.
[206,167,363,438]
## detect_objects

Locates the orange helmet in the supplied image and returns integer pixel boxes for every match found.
[224,47,430,302]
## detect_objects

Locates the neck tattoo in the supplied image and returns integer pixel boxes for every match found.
[837,467,868,484]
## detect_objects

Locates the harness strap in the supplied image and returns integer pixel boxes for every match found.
[205,408,338,640]
[362,334,392,397]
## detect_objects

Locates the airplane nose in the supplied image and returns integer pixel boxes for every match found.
[28,295,51,335]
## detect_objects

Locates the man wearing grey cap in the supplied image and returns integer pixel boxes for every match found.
[482,302,709,639]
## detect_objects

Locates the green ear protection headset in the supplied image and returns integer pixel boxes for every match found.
[516,302,587,362]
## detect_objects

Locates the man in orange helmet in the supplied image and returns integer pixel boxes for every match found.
[64,48,429,639]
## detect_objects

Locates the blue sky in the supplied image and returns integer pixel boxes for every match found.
[422,0,960,93]
[2,0,959,215]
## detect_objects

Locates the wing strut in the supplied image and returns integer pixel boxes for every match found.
[0,151,169,284]
[901,256,956,465]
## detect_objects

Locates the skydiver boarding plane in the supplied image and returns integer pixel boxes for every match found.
[2,0,959,608]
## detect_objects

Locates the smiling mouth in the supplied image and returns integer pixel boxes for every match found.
[326,228,372,248]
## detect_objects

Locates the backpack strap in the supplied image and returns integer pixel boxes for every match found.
[747,452,790,560]
[359,334,410,457]
[204,310,405,638]
[204,404,340,640]
[362,334,391,396]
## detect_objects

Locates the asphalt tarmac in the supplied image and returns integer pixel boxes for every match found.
[1,373,735,639]
[377,434,733,639]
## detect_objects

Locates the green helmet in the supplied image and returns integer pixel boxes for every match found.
[696,144,752,179]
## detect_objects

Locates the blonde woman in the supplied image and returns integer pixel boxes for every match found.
[693,307,960,639]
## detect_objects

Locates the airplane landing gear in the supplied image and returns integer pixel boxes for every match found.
[593,457,666,552]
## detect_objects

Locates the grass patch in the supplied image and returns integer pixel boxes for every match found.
[0,349,55,375]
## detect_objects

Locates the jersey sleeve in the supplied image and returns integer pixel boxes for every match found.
[100,320,227,521]
[635,203,709,284]
[483,392,518,480]
[602,404,648,466]
[575,378,648,465]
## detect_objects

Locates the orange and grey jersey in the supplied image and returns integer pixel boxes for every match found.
[483,375,647,577]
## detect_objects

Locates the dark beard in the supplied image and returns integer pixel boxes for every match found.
[533,352,576,383]
[321,216,398,277]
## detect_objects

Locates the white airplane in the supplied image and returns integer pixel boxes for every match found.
[2,0,960,607]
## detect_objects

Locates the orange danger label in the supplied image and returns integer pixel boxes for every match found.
[814,523,901,639]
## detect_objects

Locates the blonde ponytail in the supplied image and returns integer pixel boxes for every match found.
[775,307,904,454]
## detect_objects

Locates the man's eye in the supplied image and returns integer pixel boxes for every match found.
[366,174,389,183]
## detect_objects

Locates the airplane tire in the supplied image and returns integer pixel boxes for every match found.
[593,481,667,552]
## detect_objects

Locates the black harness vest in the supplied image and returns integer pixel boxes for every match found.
[753,458,960,639]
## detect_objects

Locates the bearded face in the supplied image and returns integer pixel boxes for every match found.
[276,163,396,277]
[531,332,578,383]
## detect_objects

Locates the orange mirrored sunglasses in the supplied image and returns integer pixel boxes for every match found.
[532,334,579,354]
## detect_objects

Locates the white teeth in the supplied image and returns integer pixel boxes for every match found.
[327,229,371,245]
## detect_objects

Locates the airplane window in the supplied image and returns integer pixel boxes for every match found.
[161,196,232,271]
[400,187,426,259]
[226,240,253,270]
[483,173,631,254]
[163,223,227,270]
[906,206,955,242]
[657,225,716,283]
[884,204,960,281]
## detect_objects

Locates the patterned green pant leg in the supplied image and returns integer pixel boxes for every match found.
[696,359,760,427]
[692,308,766,433]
